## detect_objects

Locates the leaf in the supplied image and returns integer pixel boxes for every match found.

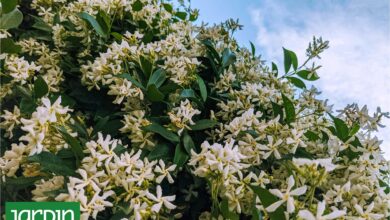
[78,12,107,38]
[250,41,256,56]
[31,15,52,32]
[196,75,207,101]
[139,55,153,78]
[296,70,319,81]
[189,119,218,131]
[148,143,172,160]
[34,76,49,99]
[349,122,360,136]
[304,130,320,141]
[283,48,298,73]
[93,116,110,136]
[0,38,21,54]
[0,8,23,30]
[146,84,165,102]
[221,48,236,69]
[250,186,286,220]
[175,11,187,20]
[132,0,143,11]
[329,114,349,141]
[271,62,278,76]
[220,199,239,220]
[287,76,306,89]
[56,126,84,165]
[28,152,75,176]
[180,89,196,99]
[283,48,292,73]
[117,73,145,90]
[163,3,173,13]
[143,123,179,142]
[282,94,296,124]
[5,176,43,190]
[147,69,166,88]
[252,207,262,220]
[1,0,17,13]
[182,132,195,154]
[173,143,189,167]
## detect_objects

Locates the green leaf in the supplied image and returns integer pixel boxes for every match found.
[221,48,236,69]
[252,205,263,220]
[78,12,107,38]
[329,114,349,141]
[189,119,218,131]
[163,3,173,13]
[349,122,360,136]
[283,48,292,73]
[250,41,256,56]
[28,152,75,176]
[146,84,165,102]
[148,143,172,160]
[31,15,52,32]
[282,94,296,124]
[304,130,320,141]
[271,62,278,76]
[111,32,123,40]
[180,89,196,99]
[173,143,189,167]
[147,69,166,88]
[182,132,195,154]
[0,8,23,30]
[34,76,49,99]
[287,76,306,89]
[143,123,179,142]
[117,73,145,90]
[296,70,319,81]
[56,126,84,165]
[283,48,298,73]
[132,0,143,11]
[250,186,286,220]
[5,176,43,190]
[175,11,187,20]
[196,75,207,102]
[93,116,110,136]
[0,38,21,54]
[1,0,17,14]
[220,199,239,220]
[139,55,153,78]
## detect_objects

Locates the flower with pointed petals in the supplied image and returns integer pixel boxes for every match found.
[266,175,307,213]
[154,160,177,183]
[145,185,176,213]
[298,200,346,220]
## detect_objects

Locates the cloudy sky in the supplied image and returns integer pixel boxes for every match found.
[192,0,390,159]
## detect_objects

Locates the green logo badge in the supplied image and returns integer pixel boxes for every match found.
[6,202,80,220]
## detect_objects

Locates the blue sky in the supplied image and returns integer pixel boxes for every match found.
[192,0,390,159]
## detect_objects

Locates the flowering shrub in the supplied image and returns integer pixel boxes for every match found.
[1,0,389,219]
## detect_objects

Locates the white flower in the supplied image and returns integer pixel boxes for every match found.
[266,175,307,213]
[260,136,283,159]
[168,99,201,135]
[298,200,346,220]
[293,158,337,172]
[154,160,176,183]
[146,185,176,213]
[354,202,384,220]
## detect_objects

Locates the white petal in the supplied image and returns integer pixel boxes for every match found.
[269,189,284,199]
[287,197,295,213]
[290,185,307,196]
[298,210,316,220]
[266,200,284,212]
[323,210,346,219]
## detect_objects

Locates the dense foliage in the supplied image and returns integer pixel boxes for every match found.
[1,0,389,219]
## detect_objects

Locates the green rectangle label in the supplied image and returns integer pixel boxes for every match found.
[6,202,80,220]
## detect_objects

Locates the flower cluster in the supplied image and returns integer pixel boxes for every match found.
[1,0,389,219]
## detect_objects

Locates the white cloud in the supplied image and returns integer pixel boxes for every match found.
[250,0,390,159]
